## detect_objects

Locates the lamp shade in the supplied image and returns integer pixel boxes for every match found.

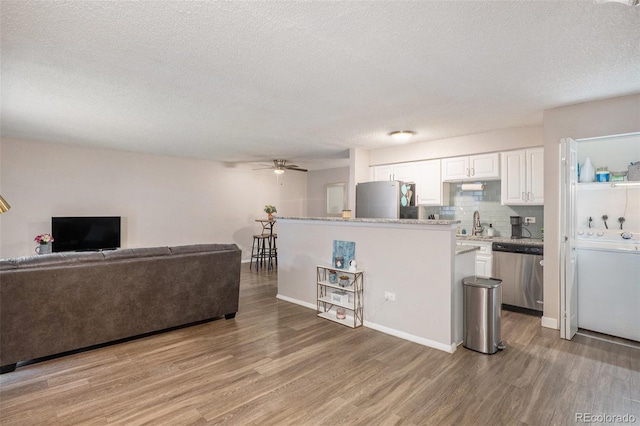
[0,195,10,213]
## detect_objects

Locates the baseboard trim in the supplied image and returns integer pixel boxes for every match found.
[276,295,456,353]
[275,294,316,311]
[541,316,558,330]
[364,321,456,354]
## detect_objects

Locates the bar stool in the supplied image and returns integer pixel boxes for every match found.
[250,234,270,270]
[254,219,277,271]
[267,233,278,268]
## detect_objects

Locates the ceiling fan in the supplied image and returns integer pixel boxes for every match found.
[253,159,308,174]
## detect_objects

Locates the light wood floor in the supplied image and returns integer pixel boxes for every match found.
[1,264,638,425]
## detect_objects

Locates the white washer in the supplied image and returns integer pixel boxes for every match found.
[576,229,640,342]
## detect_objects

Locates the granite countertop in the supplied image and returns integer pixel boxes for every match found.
[455,245,480,256]
[456,235,544,247]
[277,216,461,225]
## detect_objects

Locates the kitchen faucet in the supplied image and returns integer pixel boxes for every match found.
[473,210,484,236]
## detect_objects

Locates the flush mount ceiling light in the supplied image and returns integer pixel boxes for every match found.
[274,167,285,175]
[389,130,416,142]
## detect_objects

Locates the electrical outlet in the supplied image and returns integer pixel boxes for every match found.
[525,217,536,224]
[384,291,396,302]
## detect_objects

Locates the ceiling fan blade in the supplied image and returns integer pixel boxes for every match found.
[252,166,274,170]
[286,166,308,172]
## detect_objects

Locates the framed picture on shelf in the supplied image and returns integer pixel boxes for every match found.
[332,240,355,269]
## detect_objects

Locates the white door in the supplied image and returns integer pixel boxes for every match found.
[560,138,578,339]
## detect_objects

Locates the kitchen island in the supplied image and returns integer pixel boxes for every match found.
[276,217,474,353]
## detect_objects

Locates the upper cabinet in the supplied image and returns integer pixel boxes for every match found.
[441,153,500,181]
[372,160,449,206]
[372,163,415,182]
[501,148,544,205]
[414,160,450,206]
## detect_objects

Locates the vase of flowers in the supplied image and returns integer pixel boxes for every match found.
[264,205,277,220]
[34,233,54,255]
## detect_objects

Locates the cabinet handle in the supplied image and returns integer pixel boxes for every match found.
[466,168,470,177]
[470,168,475,176]
[528,192,533,201]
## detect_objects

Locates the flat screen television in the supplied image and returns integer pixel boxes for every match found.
[52,216,121,252]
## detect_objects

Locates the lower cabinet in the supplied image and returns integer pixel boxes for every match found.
[475,252,493,277]
[458,241,493,277]
[317,265,363,328]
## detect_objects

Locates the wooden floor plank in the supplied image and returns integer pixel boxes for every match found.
[1,263,638,425]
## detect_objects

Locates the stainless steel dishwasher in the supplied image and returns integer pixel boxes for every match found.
[492,242,543,316]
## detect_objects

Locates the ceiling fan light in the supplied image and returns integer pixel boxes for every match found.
[389,130,416,142]
[0,195,10,213]
[274,168,285,175]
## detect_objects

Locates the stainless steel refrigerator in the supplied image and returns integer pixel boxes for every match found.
[355,181,416,219]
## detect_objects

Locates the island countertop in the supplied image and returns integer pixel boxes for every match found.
[276,216,460,225]
[456,245,480,256]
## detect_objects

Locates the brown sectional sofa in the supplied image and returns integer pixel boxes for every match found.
[0,243,241,373]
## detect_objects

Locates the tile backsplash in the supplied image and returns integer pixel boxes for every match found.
[421,181,544,239]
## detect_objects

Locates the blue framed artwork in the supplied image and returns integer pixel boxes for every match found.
[332,240,355,269]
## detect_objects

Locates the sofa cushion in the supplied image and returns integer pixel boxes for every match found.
[169,243,238,255]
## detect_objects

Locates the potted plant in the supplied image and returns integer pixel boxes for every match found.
[339,275,350,288]
[34,233,54,255]
[264,205,277,220]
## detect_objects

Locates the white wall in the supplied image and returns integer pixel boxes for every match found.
[369,125,543,166]
[543,93,640,330]
[0,138,307,259]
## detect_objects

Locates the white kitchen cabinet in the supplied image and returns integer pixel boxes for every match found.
[458,241,493,277]
[414,160,450,206]
[527,148,544,204]
[475,253,493,277]
[442,153,500,181]
[501,148,544,205]
[372,163,415,182]
[373,165,393,181]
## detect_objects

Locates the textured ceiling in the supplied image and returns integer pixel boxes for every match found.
[1,1,639,169]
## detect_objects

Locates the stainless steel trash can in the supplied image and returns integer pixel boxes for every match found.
[463,276,505,354]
